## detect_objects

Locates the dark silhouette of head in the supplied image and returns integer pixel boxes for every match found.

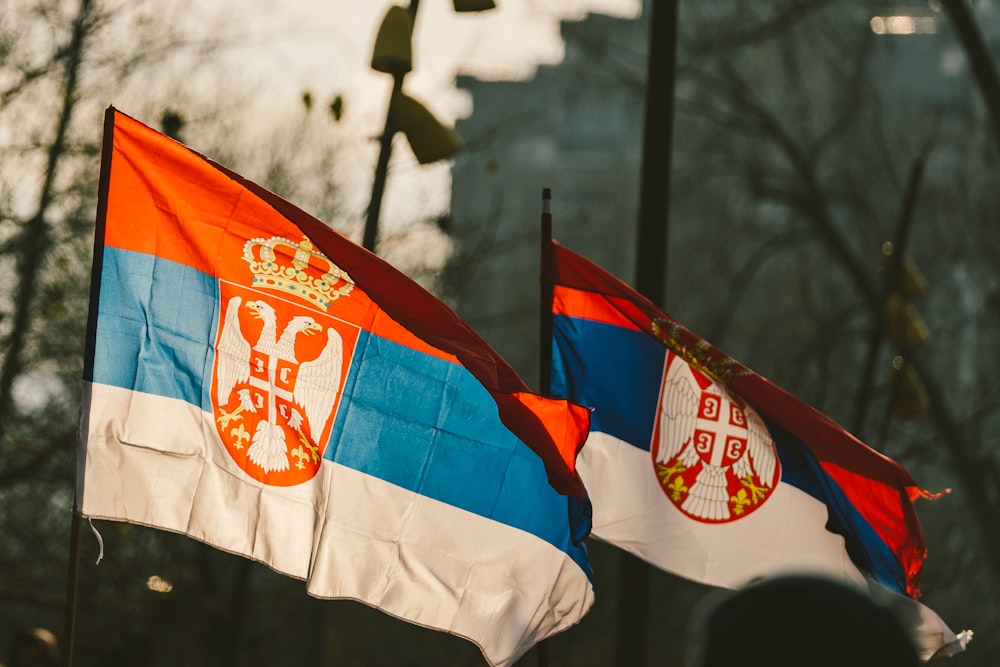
[7,627,59,667]
[696,575,920,667]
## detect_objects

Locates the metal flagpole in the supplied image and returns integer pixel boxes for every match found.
[540,187,554,398]
[615,1,679,665]
[63,105,118,667]
[61,512,83,667]
[536,187,554,667]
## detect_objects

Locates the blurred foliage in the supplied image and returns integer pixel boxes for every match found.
[0,1,448,665]
[444,1,1000,664]
[2,0,999,666]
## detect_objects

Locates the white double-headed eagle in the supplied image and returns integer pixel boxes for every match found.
[656,358,777,521]
[216,296,343,473]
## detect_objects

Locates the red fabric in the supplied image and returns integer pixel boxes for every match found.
[551,240,934,596]
[105,108,590,499]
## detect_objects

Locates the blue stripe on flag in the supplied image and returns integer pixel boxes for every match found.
[552,314,665,452]
[552,311,905,591]
[327,332,591,575]
[88,247,218,409]
[89,248,590,577]
[772,424,907,594]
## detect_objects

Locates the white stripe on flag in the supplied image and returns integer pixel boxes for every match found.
[578,430,971,660]
[578,430,865,588]
[80,383,594,667]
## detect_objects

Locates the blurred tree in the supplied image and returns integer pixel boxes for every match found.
[445,1,999,663]
[5,0,999,664]
[0,0,102,645]
[671,4,998,662]
[0,2,461,665]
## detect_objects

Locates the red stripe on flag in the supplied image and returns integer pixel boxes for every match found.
[717,349,930,598]
[553,285,644,331]
[552,237,937,595]
[102,108,591,500]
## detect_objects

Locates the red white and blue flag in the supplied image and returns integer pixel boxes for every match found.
[78,108,594,667]
[547,240,969,659]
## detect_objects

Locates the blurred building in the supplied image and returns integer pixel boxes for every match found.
[443,0,995,658]
[445,0,992,383]
[445,9,648,380]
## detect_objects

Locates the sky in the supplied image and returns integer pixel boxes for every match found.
[238,0,641,122]
[178,0,642,259]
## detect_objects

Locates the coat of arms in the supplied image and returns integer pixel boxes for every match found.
[651,351,780,523]
[211,236,357,486]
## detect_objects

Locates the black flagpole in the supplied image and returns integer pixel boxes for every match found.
[63,106,117,667]
[536,187,554,667]
[540,187,554,398]
[615,1,679,665]
[61,512,83,667]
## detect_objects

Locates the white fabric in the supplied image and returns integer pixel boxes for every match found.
[79,382,594,667]
[578,430,969,660]
[579,431,864,587]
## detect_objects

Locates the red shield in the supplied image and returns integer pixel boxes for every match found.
[211,281,358,486]
[692,391,748,468]
[651,353,780,523]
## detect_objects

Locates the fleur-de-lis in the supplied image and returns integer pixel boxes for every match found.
[291,445,310,470]
[230,424,250,449]
[730,488,751,515]
[668,476,688,502]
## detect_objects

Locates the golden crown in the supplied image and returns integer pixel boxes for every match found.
[242,236,354,311]
[651,317,751,386]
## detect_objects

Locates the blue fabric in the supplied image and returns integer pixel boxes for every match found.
[552,309,906,593]
[552,314,665,452]
[88,247,218,410]
[773,423,906,594]
[89,247,591,579]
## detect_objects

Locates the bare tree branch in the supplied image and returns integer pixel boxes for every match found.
[706,61,1000,583]
[941,0,1000,154]
[0,0,92,436]
[689,0,840,55]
